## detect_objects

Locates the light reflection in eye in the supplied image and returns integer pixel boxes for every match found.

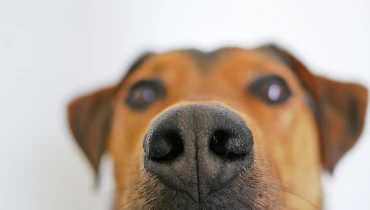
[143,89,156,103]
[268,84,281,101]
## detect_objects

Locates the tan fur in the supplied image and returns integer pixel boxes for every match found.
[68,46,368,209]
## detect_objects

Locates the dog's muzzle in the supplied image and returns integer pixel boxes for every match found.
[143,104,254,202]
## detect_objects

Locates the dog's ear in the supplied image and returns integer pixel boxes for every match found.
[67,87,115,178]
[312,76,368,172]
[67,52,153,179]
[259,44,368,173]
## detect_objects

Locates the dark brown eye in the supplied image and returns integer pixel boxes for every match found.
[248,75,292,104]
[126,80,165,110]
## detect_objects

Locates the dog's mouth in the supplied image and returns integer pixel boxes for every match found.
[120,103,281,209]
[130,164,279,210]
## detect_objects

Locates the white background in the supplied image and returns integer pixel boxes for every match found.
[0,0,369,209]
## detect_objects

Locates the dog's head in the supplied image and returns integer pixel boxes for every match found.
[67,44,368,209]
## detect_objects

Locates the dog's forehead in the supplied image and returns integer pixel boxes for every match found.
[120,47,285,81]
[162,47,266,68]
[113,47,308,101]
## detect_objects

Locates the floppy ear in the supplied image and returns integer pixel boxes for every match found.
[260,44,368,173]
[67,87,115,178]
[313,76,368,172]
[66,52,153,179]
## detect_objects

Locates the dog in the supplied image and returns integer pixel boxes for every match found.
[67,44,368,209]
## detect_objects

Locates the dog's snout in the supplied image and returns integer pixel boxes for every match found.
[144,104,254,201]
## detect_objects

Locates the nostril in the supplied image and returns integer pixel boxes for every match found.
[149,131,184,163]
[210,130,249,160]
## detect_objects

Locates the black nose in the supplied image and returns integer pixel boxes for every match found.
[143,104,254,201]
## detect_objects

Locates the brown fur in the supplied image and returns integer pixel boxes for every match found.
[67,44,368,209]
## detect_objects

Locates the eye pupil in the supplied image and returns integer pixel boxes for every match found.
[142,89,156,103]
[126,80,165,110]
[133,88,156,104]
[268,84,281,101]
[248,75,291,105]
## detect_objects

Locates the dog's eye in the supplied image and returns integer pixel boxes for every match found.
[126,80,165,110]
[248,75,292,104]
